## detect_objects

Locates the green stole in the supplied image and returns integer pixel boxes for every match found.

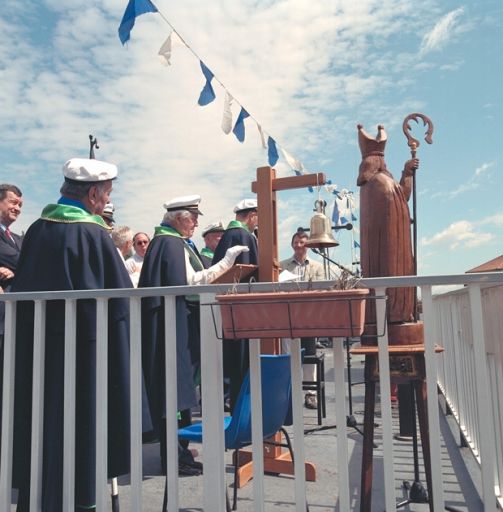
[200,247,214,260]
[226,219,251,232]
[40,204,111,230]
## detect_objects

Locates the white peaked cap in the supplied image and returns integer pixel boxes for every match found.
[63,158,118,182]
[163,194,203,215]
[102,202,115,216]
[202,221,225,237]
[233,198,257,213]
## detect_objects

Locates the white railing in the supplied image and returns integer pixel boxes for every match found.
[434,280,503,510]
[0,272,502,511]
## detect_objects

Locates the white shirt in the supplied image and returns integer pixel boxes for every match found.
[279,255,325,282]
[125,252,144,288]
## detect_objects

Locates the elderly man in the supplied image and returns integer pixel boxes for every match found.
[200,221,225,268]
[11,158,149,511]
[280,229,325,409]
[213,198,259,411]
[125,232,150,287]
[112,225,134,263]
[139,195,247,475]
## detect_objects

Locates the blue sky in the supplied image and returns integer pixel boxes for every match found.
[1,0,501,278]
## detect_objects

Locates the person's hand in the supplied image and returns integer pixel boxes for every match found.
[0,267,14,280]
[403,158,419,177]
[223,245,250,266]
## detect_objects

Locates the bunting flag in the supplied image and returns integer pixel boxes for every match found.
[257,125,267,149]
[158,32,184,65]
[198,61,216,106]
[117,0,351,191]
[221,92,233,134]
[232,108,249,143]
[267,137,279,166]
[354,240,360,249]
[281,148,304,174]
[118,0,158,45]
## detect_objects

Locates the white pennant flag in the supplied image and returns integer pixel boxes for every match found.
[158,32,183,66]
[221,91,233,134]
[257,124,267,149]
[281,148,305,174]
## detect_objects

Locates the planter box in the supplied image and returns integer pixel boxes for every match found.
[216,288,369,339]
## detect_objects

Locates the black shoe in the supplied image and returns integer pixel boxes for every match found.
[178,462,202,476]
[188,460,203,472]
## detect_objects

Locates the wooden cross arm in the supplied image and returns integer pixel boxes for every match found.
[251,171,327,193]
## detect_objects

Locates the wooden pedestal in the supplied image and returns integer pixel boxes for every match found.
[234,439,317,488]
[350,343,443,512]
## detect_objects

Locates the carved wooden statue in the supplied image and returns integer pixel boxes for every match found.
[356,124,419,325]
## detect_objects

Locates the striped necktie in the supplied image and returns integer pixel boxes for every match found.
[5,228,14,243]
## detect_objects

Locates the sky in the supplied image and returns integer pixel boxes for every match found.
[1,0,502,278]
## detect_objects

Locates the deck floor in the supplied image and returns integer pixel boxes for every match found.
[10,348,483,511]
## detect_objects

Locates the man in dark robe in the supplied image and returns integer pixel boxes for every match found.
[139,195,247,475]
[213,198,259,411]
[11,158,146,511]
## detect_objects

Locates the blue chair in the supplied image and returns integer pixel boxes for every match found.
[178,353,295,510]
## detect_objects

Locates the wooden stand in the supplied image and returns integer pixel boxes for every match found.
[234,165,326,487]
[350,342,444,512]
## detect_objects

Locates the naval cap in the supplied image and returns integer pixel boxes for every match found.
[163,194,203,215]
[102,202,115,220]
[202,221,225,237]
[233,198,257,214]
[63,158,118,182]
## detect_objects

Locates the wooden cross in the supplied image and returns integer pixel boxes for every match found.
[252,165,327,353]
[232,166,327,489]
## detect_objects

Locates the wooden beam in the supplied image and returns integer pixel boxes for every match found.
[251,169,327,193]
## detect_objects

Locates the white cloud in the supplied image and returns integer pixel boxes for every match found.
[421,220,494,249]
[480,213,503,226]
[434,161,495,199]
[420,7,465,56]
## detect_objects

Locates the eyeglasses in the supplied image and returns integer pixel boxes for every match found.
[135,240,149,246]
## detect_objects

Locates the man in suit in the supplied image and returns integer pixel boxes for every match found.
[0,183,23,459]
[0,183,23,289]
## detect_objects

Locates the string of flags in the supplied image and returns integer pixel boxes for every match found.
[118,0,312,174]
[117,0,360,254]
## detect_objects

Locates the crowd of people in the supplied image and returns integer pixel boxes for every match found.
[0,156,327,511]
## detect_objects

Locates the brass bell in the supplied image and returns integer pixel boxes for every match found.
[305,200,339,248]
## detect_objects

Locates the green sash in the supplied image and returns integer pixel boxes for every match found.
[226,219,251,232]
[200,247,214,260]
[40,204,110,230]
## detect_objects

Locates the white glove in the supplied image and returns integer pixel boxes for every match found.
[222,245,250,266]
[188,245,250,285]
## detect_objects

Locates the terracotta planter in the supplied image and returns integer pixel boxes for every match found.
[216,288,369,339]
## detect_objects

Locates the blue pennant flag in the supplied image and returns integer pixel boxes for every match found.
[232,108,250,143]
[332,200,340,223]
[267,137,279,166]
[340,216,348,224]
[198,61,216,106]
[354,240,361,249]
[352,213,357,221]
[118,0,158,45]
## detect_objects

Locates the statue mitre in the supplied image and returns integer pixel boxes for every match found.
[357,124,387,158]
